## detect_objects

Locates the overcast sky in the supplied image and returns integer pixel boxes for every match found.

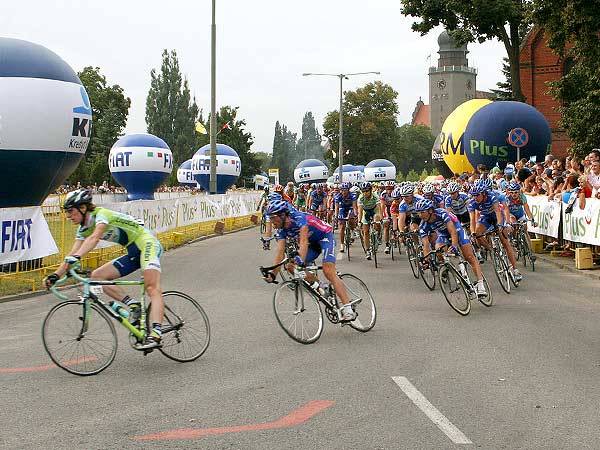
[4,0,506,156]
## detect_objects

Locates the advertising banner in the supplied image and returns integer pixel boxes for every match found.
[525,195,561,238]
[562,198,600,246]
[0,207,59,264]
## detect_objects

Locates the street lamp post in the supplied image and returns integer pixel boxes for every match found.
[209,0,217,194]
[302,71,380,182]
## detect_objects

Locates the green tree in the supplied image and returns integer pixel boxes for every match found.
[490,57,514,100]
[396,124,436,174]
[400,0,534,102]
[430,167,439,176]
[68,66,131,186]
[322,81,400,168]
[533,1,600,157]
[296,112,324,161]
[271,121,286,181]
[396,171,405,182]
[253,151,272,174]
[419,168,429,181]
[281,125,298,183]
[406,169,420,182]
[146,49,199,183]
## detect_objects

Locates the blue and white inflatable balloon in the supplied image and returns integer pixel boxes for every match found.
[294,159,329,183]
[191,143,241,194]
[0,38,92,207]
[333,164,363,183]
[109,133,173,201]
[364,159,396,182]
[177,159,197,187]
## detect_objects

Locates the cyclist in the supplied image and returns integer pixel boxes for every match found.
[274,184,293,203]
[414,199,487,297]
[334,182,358,253]
[506,181,537,258]
[260,192,286,250]
[468,180,523,282]
[357,182,381,260]
[327,184,340,224]
[262,200,357,322]
[397,183,424,245]
[44,189,164,349]
[307,183,327,220]
[443,181,471,230]
[293,184,307,212]
[422,183,444,208]
[379,180,396,254]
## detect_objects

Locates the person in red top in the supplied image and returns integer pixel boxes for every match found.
[274,184,293,203]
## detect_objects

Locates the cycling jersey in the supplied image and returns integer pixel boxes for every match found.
[335,192,358,209]
[274,208,336,263]
[76,207,162,275]
[419,208,469,246]
[468,191,504,228]
[309,190,327,210]
[508,193,527,220]
[398,194,424,216]
[294,192,306,207]
[444,192,470,216]
[380,191,394,219]
[423,193,444,207]
[358,192,380,210]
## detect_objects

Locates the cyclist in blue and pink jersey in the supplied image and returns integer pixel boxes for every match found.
[379,180,396,254]
[506,181,537,258]
[443,181,471,229]
[397,183,424,245]
[327,184,340,224]
[262,200,357,322]
[334,182,358,253]
[307,183,327,219]
[468,179,522,282]
[414,199,488,298]
[422,183,444,208]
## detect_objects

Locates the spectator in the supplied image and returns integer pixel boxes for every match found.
[544,154,555,177]
[588,160,600,199]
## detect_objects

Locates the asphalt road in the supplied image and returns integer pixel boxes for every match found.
[1,227,600,450]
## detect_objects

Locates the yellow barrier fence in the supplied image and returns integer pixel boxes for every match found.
[0,207,257,297]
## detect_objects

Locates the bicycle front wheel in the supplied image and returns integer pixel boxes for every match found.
[156,291,210,362]
[406,240,420,279]
[42,301,117,376]
[339,274,376,332]
[419,258,436,291]
[491,248,511,294]
[273,281,323,344]
[438,265,471,316]
[370,231,379,268]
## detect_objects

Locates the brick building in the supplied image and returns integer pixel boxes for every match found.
[520,27,572,158]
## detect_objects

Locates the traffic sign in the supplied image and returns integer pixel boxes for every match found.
[507,128,529,148]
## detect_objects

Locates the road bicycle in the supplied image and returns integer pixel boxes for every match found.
[43,262,210,376]
[475,227,519,294]
[399,230,422,279]
[259,258,376,344]
[364,220,383,268]
[422,248,493,316]
[511,220,536,271]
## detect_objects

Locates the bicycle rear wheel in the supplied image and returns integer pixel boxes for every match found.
[370,230,379,268]
[405,240,420,279]
[155,291,210,362]
[42,301,117,376]
[273,281,323,344]
[344,226,352,261]
[339,274,376,332]
[438,265,471,316]
[465,264,493,307]
[491,247,511,294]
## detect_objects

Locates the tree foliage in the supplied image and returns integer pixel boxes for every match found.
[400,0,534,102]
[296,112,324,161]
[269,122,297,183]
[533,0,600,157]
[322,81,399,169]
[396,124,436,174]
[146,50,199,183]
[68,66,130,186]
[490,57,514,100]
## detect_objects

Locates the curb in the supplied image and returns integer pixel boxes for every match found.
[0,224,258,305]
[534,253,600,281]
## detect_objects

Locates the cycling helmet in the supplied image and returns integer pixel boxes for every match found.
[360,182,372,191]
[507,181,522,192]
[469,180,488,195]
[414,198,435,212]
[383,180,395,188]
[479,177,493,190]
[265,200,290,215]
[267,193,282,202]
[391,187,402,199]
[63,189,93,210]
[446,181,461,194]
[339,182,351,190]
[274,184,284,192]
[422,183,435,194]
[399,183,415,196]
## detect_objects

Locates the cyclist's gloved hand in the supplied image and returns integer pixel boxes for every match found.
[263,272,276,283]
[293,255,305,267]
[64,255,81,265]
[449,245,460,255]
[45,273,59,290]
[532,221,538,228]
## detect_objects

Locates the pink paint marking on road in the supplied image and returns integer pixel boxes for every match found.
[133,399,335,441]
[0,357,98,373]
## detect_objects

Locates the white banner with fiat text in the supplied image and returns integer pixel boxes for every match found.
[562,198,600,246]
[525,195,561,239]
[0,207,59,264]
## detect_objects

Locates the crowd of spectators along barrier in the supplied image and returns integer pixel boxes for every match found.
[0,189,261,297]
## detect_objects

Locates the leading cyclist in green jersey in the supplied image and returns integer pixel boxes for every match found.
[44,189,164,349]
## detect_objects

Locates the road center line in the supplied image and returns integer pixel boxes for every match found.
[392,376,472,445]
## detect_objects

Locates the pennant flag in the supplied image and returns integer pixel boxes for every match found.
[195,122,207,134]
[220,122,231,132]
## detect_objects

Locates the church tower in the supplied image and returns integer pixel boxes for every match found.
[429,31,477,137]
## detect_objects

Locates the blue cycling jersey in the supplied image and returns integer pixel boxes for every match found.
[468,190,500,216]
[275,208,333,242]
[423,193,444,207]
[334,192,358,209]
[309,190,327,207]
[508,193,527,218]
[398,194,424,215]
[444,192,469,215]
[419,208,462,238]
[493,189,508,203]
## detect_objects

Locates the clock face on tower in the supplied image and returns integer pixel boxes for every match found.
[466,80,472,90]
[437,79,446,90]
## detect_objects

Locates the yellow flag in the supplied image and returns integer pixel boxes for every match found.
[195,122,207,134]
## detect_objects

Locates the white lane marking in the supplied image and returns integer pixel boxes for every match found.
[392,376,473,445]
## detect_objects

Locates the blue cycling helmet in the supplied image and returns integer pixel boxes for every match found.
[391,187,402,199]
[469,180,488,195]
[446,181,461,194]
[507,181,522,192]
[267,193,282,202]
[479,177,493,190]
[339,182,351,190]
[265,200,290,215]
[422,183,435,194]
[360,182,372,191]
[414,198,435,212]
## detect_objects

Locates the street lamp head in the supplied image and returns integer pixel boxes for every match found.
[302,73,311,76]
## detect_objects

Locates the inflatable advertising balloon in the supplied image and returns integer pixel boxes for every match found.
[0,38,92,207]
[439,99,491,175]
[109,133,173,201]
[294,159,329,183]
[332,164,363,183]
[462,101,551,169]
[191,143,241,194]
[364,159,396,181]
[177,159,197,187]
